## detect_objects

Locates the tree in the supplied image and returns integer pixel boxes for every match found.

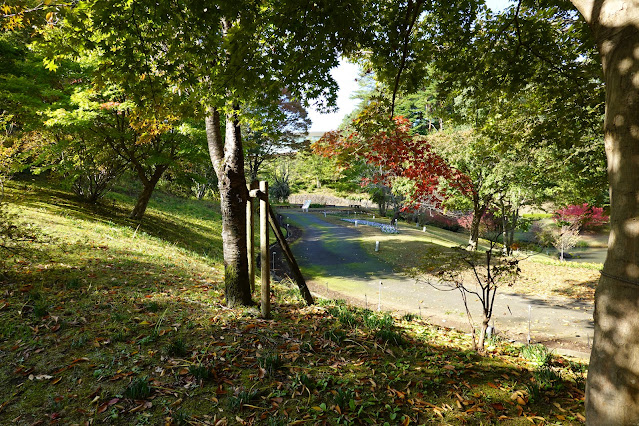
[314,100,468,215]
[43,0,363,307]
[413,237,520,352]
[41,79,201,217]
[244,91,311,182]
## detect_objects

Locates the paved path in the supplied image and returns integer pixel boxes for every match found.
[283,211,594,359]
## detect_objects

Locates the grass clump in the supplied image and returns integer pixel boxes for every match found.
[257,352,283,376]
[228,389,258,412]
[188,364,212,381]
[166,337,188,357]
[124,377,152,400]
[375,327,405,346]
[520,343,553,366]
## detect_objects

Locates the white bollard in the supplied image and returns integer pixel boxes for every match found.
[423,226,426,232]
[373,215,375,219]
[355,220,358,227]
[375,241,380,252]
[528,305,532,344]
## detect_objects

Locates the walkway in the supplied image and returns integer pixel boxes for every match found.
[283,210,594,359]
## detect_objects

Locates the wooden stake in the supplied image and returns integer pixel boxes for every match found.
[247,181,258,293]
[260,181,270,319]
[267,204,314,305]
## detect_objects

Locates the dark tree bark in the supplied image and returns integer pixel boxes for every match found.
[468,194,490,250]
[205,107,252,307]
[569,0,639,423]
[129,165,167,220]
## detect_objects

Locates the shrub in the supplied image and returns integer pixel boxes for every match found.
[423,211,462,232]
[270,179,291,203]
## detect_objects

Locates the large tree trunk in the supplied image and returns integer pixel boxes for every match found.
[205,108,252,307]
[571,1,639,423]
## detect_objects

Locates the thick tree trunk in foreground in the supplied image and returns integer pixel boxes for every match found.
[205,108,252,307]
[571,1,639,423]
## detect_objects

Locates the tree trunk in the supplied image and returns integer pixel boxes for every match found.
[129,166,166,221]
[575,2,639,422]
[468,202,488,251]
[205,108,252,307]
[478,315,489,351]
[378,200,387,217]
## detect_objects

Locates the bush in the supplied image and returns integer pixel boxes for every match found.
[270,179,291,203]
[423,211,462,232]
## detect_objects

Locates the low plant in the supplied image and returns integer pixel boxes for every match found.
[335,307,360,328]
[402,312,416,322]
[171,410,191,426]
[293,372,315,391]
[520,344,553,366]
[228,389,258,412]
[166,337,188,357]
[334,387,356,411]
[534,366,563,390]
[363,311,393,329]
[71,334,88,348]
[124,377,152,400]
[257,352,283,376]
[189,364,212,381]
[144,301,162,313]
[375,327,405,346]
[323,329,347,344]
[65,278,82,289]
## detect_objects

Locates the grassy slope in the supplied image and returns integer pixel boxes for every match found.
[0,181,585,425]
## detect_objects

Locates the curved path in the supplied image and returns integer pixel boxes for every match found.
[283,210,594,359]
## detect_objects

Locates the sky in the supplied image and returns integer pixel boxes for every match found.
[307,0,513,133]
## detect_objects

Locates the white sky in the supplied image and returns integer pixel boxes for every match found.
[307,0,513,133]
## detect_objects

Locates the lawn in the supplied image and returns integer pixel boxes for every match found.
[0,180,586,424]
[315,211,600,302]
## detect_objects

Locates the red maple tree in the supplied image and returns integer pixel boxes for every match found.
[313,110,470,211]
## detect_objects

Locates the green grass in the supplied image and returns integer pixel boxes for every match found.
[0,180,587,424]
[298,211,601,300]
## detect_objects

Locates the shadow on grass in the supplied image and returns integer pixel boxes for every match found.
[9,180,223,261]
[553,277,599,301]
[0,252,586,425]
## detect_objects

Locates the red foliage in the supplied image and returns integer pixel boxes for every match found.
[458,210,499,231]
[313,115,471,210]
[424,210,462,232]
[554,203,608,230]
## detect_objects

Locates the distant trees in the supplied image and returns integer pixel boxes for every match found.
[314,100,467,216]
[244,91,311,182]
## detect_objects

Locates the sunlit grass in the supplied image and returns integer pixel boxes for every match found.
[0,181,587,424]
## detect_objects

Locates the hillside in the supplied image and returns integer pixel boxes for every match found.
[0,180,586,424]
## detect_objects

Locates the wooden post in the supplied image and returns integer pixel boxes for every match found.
[260,181,270,319]
[247,181,258,293]
[267,204,315,305]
